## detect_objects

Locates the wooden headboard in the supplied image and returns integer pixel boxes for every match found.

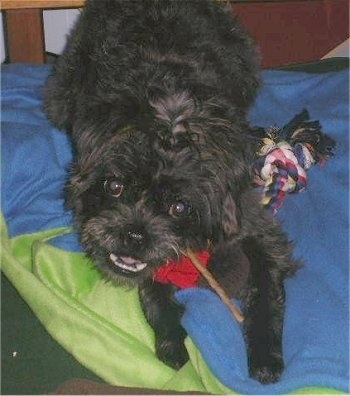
[1,0,85,63]
[1,0,348,67]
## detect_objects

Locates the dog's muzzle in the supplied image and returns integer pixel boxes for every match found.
[108,253,148,277]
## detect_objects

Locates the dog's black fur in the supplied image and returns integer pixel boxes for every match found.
[44,0,298,384]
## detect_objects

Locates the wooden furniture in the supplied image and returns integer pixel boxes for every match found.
[231,0,349,67]
[1,0,85,63]
[1,0,349,66]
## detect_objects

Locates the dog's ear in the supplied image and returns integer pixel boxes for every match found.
[209,194,248,297]
[220,193,240,239]
[44,9,88,132]
[65,164,85,213]
[44,70,78,132]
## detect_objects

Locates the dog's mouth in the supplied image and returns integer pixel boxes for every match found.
[108,253,148,276]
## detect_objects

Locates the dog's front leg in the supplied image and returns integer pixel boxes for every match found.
[138,280,188,369]
[209,237,286,384]
[241,236,286,384]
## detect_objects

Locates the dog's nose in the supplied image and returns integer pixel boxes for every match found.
[128,230,144,244]
[125,227,147,247]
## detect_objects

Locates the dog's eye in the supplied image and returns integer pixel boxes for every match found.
[103,179,124,197]
[169,201,191,218]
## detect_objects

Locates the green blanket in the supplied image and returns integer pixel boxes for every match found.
[1,217,342,395]
[1,216,232,393]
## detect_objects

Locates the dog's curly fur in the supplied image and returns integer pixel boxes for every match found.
[44,0,298,384]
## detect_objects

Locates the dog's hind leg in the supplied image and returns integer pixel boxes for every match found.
[138,280,188,369]
[241,236,286,384]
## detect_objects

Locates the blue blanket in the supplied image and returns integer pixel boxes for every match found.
[1,63,349,394]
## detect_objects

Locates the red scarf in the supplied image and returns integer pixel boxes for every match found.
[154,251,210,289]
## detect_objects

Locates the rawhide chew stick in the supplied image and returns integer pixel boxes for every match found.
[184,249,245,323]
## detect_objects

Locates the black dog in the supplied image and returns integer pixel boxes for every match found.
[44,0,298,384]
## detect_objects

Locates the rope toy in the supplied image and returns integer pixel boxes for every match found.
[253,109,335,212]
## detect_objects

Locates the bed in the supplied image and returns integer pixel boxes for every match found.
[1,1,349,395]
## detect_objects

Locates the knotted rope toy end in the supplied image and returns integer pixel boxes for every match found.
[253,109,335,212]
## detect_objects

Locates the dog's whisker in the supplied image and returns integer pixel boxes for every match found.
[169,243,181,262]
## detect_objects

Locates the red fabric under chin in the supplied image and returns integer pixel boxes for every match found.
[154,251,211,289]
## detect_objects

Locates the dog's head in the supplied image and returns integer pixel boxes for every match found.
[67,92,253,286]
[44,0,260,286]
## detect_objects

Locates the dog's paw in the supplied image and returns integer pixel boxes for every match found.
[249,353,284,384]
[156,339,189,370]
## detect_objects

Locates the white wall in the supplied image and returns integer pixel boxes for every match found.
[43,9,80,55]
[0,14,6,63]
[322,39,349,59]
